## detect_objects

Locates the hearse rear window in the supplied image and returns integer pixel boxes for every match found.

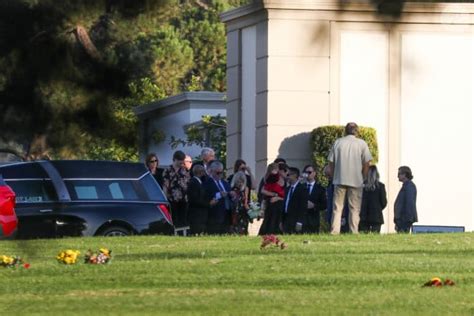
[6,180,57,203]
[65,180,140,201]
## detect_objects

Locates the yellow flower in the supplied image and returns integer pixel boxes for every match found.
[57,250,80,264]
[1,255,14,264]
[99,248,110,256]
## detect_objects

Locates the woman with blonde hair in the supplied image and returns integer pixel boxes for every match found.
[359,165,387,233]
[229,171,250,235]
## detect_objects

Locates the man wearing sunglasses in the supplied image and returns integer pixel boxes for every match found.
[302,164,326,234]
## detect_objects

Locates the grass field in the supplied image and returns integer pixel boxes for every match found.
[1,233,473,315]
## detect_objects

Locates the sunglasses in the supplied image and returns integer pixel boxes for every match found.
[216,171,223,175]
[148,159,158,163]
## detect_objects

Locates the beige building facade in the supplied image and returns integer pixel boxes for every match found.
[221,0,474,232]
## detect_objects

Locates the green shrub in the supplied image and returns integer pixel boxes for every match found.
[310,125,378,186]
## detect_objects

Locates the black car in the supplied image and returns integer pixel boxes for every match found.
[0,160,174,238]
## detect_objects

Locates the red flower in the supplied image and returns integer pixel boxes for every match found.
[23,263,30,269]
[444,279,455,286]
[261,235,287,250]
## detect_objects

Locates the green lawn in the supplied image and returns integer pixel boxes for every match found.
[1,233,473,315]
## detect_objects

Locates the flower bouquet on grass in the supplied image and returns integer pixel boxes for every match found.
[84,248,112,264]
[423,277,455,287]
[260,234,287,250]
[1,255,30,269]
[57,250,80,265]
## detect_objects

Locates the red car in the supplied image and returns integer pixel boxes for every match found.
[0,174,17,238]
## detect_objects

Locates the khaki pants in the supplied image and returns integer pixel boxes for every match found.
[331,185,363,234]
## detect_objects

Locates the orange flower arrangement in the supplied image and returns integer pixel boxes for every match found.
[423,277,455,287]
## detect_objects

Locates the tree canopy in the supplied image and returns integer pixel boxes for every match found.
[0,0,248,161]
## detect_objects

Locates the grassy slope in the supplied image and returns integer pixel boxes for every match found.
[1,233,473,315]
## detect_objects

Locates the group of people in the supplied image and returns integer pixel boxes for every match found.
[145,122,418,235]
[146,148,256,235]
[325,122,418,234]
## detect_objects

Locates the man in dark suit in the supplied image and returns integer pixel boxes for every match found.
[203,160,231,234]
[187,164,209,235]
[302,164,327,234]
[282,167,308,234]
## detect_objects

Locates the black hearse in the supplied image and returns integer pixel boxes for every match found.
[0,160,174,238]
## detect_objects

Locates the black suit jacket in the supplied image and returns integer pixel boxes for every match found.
[307,182,327,212]
[187,177,209,233]
[282,182,308,233]
[203,178,231,226]
[187,177,208,210]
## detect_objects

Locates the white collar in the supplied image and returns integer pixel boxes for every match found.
[194,176,202,184]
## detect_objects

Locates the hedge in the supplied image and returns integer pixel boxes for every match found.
[310,125,378,186]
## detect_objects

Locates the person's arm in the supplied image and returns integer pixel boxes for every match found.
[162,169,171,199]
[362,143,373,181]
[261,187,277,198]
[380,183,388,209]
[246,167,257,190]
[327,162,334,179]
[243,187,250,209]
[296,185,309,225]
[316,185,327,211]
[362,161,371,181]
[405,183,417,222]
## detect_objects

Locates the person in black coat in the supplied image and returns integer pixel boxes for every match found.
[145,153,164,189]
[203,160,231,235]
[282,167,308,234]
[394,166,417,233]
[302,164,327,234]
[359,165,387,233]
[187,164,209,235]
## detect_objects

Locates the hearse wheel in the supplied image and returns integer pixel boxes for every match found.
[101,226,131,237]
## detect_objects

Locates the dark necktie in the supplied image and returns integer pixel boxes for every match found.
[285,186,295,213]
[307,183,312,194]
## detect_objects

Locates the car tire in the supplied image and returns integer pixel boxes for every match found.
[101,226,131,237]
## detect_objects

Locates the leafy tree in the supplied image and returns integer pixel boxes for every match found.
[0,0,248,161]
[170,114,227,164]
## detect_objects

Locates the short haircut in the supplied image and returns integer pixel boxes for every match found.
[398,166,413,180]
[288,167,300,177]
[209,160,224,172]
[192,164,205,176]
[345,122,359,136]
[303,164,316,173]
[173,150,186,161]
[201,147,215,158]
[274,157,286,164]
